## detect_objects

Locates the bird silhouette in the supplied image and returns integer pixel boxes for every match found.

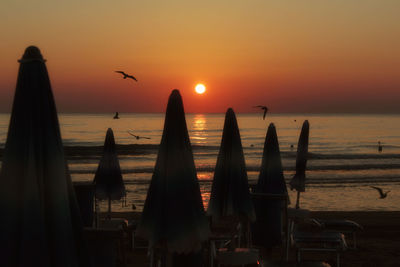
[128,131,151,140]
[113,112,119,119]
[115,71,138,81]
[253,105,268,120]
[370,186,390,199]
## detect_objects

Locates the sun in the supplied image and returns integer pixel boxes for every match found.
[195,84,206,94]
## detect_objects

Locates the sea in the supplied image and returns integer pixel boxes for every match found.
[0,113,400,212]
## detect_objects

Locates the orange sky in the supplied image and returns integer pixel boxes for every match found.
[0,1,399,113]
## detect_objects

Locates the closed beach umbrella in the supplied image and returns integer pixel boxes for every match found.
[207,108,255,223]
[289,120,310,209]
[255,123,288,197]
[93,128,126,216]
[137,89,209,254]
[0,46,90,266]
[252,123,288,247]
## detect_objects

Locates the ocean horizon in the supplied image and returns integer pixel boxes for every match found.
[1,113,399,212]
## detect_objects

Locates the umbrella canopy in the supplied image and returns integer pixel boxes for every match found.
[93,128,125,201]
[0,46,90,266]
[289,120,310,192]
[252,123,288,248]
[255,123,288,197]
[207,108,255,222]
[137,89,209,254]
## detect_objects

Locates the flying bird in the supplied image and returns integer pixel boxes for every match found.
[370,186,390,199]
[115,71,138,81]
[253,105,268,120]
[128,131,151,140]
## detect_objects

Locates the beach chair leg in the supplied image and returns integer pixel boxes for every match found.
[353,232,357,249]
[285,220,292,261]
[149,249,155,267]
[131,231,135,251]
[210,241,215,267]
[297,249,301,263]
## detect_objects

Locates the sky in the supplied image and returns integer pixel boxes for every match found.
[0,0,399,113]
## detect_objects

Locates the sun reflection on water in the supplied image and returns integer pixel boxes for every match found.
[191,114,208,144]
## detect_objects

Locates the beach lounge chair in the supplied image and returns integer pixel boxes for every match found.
[313,219,363,249]
[291,219,347,267]
[209,216,260,267]
[214,247,259,266]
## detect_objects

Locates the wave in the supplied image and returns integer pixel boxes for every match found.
[69,162,400,175]
[307,152,400,159]
[117,175,400,186]
[1,144,399,161]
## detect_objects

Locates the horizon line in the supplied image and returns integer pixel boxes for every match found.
[1,112,400,115]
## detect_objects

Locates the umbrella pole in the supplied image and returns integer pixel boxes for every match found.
[108,197,111,219]
[295,191,301,209]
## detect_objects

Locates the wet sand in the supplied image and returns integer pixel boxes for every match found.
[105,211,400,267]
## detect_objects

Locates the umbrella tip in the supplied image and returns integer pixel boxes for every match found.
[19,46,45,62]
[171,89,180,96]
[226,107,235,115]
[23,46,43,60]
[168,89,184,107]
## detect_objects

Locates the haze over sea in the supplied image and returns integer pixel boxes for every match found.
[1,113,399,212]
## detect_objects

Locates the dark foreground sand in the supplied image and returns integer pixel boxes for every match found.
[108,211,400,267]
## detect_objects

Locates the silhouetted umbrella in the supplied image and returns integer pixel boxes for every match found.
[252,123,289,247]
[137,89,209,254]
[289,120,310,209]
[207,108,255,223]
[93,128,126,216]
[255,123,288,197]
[0,46,91,266]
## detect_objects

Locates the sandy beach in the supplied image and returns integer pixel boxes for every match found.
[105,211,400,267]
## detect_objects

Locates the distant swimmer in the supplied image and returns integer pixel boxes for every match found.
[378,141,382,152]
[128,131,151,140]
[290,144,294,150]
[115,71,138,81]
[253,105,268,120]
[370,186,390,199]
[113,112,119,119]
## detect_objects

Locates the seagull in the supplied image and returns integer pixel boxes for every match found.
[253,105,268,120]
[115,71,138,81]
[370,186,390,199]
[128,131,151,140]
[113,112,119,119]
